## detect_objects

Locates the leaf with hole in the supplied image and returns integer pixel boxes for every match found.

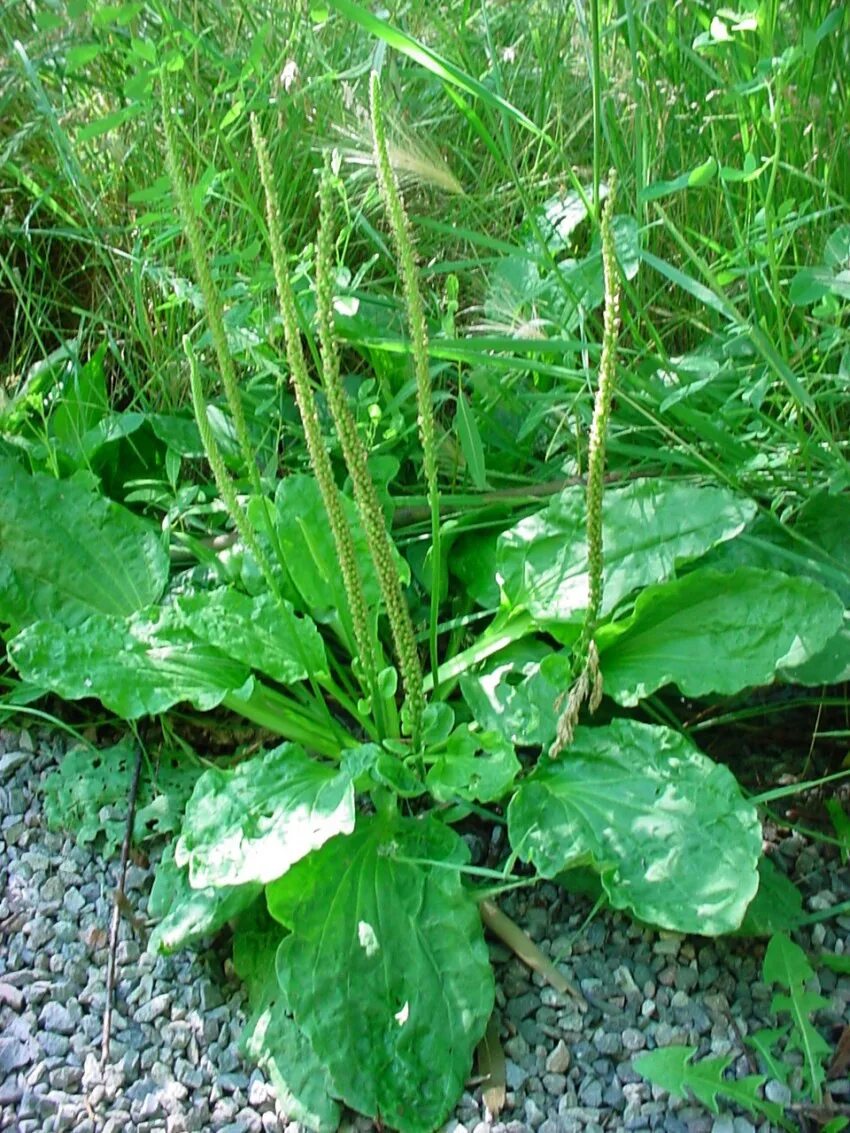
[460,643,572,747]
[175,743,355,888]
[267,815,494,1132]
[425,726,520,803]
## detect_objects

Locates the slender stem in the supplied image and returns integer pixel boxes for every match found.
[423,612,535,691]
[223,682,353,758]
[370,71,442,696]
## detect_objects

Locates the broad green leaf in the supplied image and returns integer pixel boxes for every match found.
[426,726,520,803]
[451,528,501,609]
[268,816,494,1132]
[175,743,354,888]
[49,343,109,451]
[634,1047,782,1124]
[265,475,388,653]
[497,479,756,631]
[507,719,761,935]
[8,607,253,717]
[175,588,328,684]
[147,844,261,954]
[460,642,572,746]
[0,457,168,628]
[234,907,341,1132]
[596,567,844,705]
[735,858,804,937]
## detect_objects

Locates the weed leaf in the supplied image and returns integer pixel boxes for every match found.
[763,934,831,1102]
[507,720,761,935]
[634,1047,784,1125]
[42,740,199,853]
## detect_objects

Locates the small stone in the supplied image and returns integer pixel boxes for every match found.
[542,1073,566,1096]
[764,1079,792,1105]
[248,1078,271,1107]
[505,1060,530,1090]
[39,1031,71,1058]
[546,1040,571,1075]
[711,1119,734,1133]
[50,1065,83,1091]
[0,1035,36,1073]
[134,993,171,1023]
[621,1028,646,1053]
[0,981,25,1011]
[39,1002,74,1035]
[117,940,140,964]
[578,1078,602,1108]
[236,1111,264,1133]
[524,1097,545,1128]
[63,888,86,915]
[508,992,540,1022]
[0,749,29,775]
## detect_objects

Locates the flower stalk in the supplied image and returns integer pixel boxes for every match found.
[315,159,425,743]
[550,175,621,758]
[370,70,442,692]
[160,73,262,503]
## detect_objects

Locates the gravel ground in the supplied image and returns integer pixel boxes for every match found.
[1,727,848,1133]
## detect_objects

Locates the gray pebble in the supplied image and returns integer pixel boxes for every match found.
[545,1040,570,1075]
[38,1001,74,1036]
[134,992,172,1023]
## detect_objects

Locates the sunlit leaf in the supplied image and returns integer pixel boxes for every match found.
[176,588,328,684]
[596,567,844,705]
[147,844,261,954]
[497,479,755,631]
[8,607,252,716]
[425,725,520,803]
[268,816,494,1132]
[507,719,761,935]
[461,642,572,747]
[175,743,355,888]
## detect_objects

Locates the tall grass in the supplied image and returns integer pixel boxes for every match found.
[1,0,847,509]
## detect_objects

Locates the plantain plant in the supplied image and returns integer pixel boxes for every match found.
[3,61,850,1133]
